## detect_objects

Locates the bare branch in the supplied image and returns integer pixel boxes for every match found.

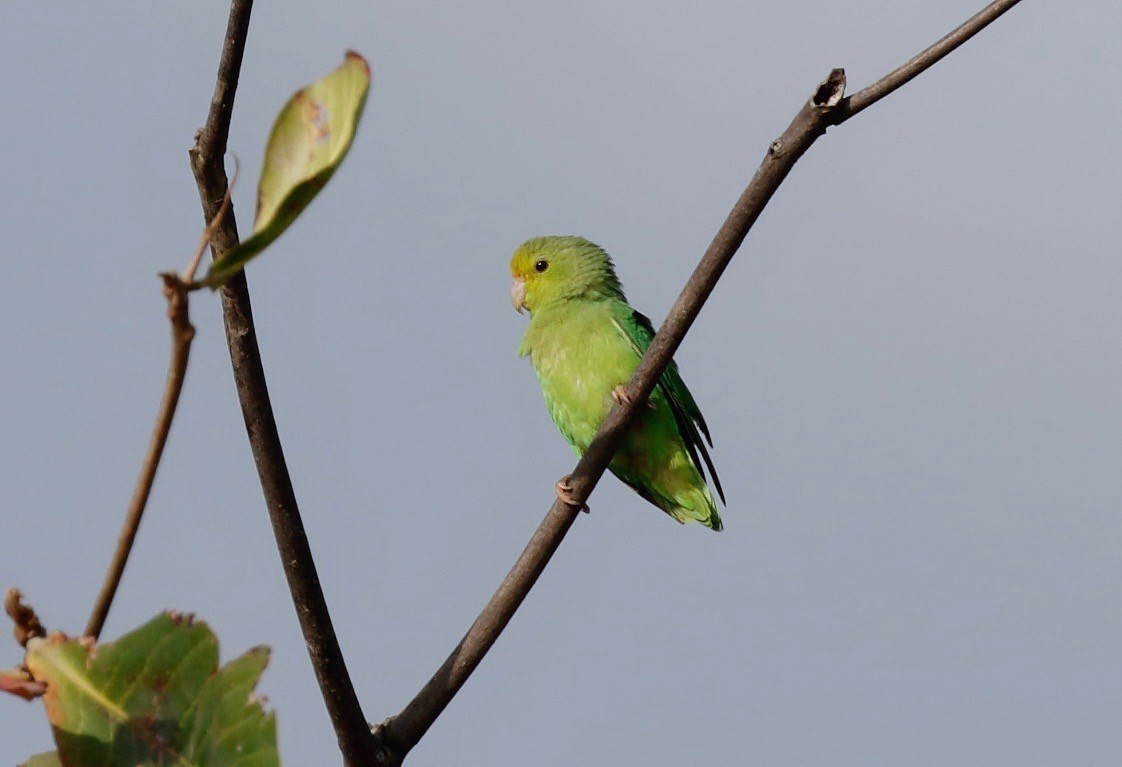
[188,3,384,765]
[837,0,1024,121]
[377,0,1024,760]
[84,269,197,640]
[196,0,253,166]
[84,148,241,639]
[83,158,239,641]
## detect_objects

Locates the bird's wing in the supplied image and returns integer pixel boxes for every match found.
[610,306,725,504]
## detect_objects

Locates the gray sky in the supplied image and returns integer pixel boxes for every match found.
[3,1,1120,765]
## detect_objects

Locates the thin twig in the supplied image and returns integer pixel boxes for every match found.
[188,3,384,765]
[376,0,1024,760]
[197,1,253,166]
[83,255,209,641]
[186,158,238,285]
[84,156,237,640]
[837,0,1024,121]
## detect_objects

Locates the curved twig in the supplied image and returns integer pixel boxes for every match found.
[83,275,194,641]
[82,185,233,640]
[376,0,1024,760]
[188,2,384,765]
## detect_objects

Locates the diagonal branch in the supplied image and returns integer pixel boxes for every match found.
[83,179,232,641]
[188,2,384,765]
[83,275,195,641]
[837,0,1024,121]
[376,0,1024,761]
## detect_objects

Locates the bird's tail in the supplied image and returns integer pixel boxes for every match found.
[614,466,724,532]
[666,483,723,532]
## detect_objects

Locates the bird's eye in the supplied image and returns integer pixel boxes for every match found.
[534,259,549,273]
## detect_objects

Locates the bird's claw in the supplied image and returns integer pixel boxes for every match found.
[612,385,655,409]
[555,476,590,514]
[611,385,633,407]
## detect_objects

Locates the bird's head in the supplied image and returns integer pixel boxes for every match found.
[509,235,625,314]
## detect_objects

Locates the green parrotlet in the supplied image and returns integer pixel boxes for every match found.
[510,235,725,530]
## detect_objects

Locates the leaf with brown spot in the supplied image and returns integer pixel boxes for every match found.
[203,51,371,287]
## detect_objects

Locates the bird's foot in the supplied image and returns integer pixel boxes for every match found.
[612,385,655,409]
[611,385,633,407]
[555,475,590,514]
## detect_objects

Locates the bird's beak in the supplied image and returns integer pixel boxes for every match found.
[510,277,527,314]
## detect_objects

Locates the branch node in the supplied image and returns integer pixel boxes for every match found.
[813,68,847,108]
[5,589,46,648]
[160,272,195,338]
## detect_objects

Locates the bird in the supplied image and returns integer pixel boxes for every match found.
[510,235,725,530]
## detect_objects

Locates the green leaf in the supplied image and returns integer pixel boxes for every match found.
[203,50,371,287]
[20,752,61,767]
[24,613,277,767]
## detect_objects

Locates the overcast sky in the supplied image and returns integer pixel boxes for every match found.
[2,2,1120,765]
